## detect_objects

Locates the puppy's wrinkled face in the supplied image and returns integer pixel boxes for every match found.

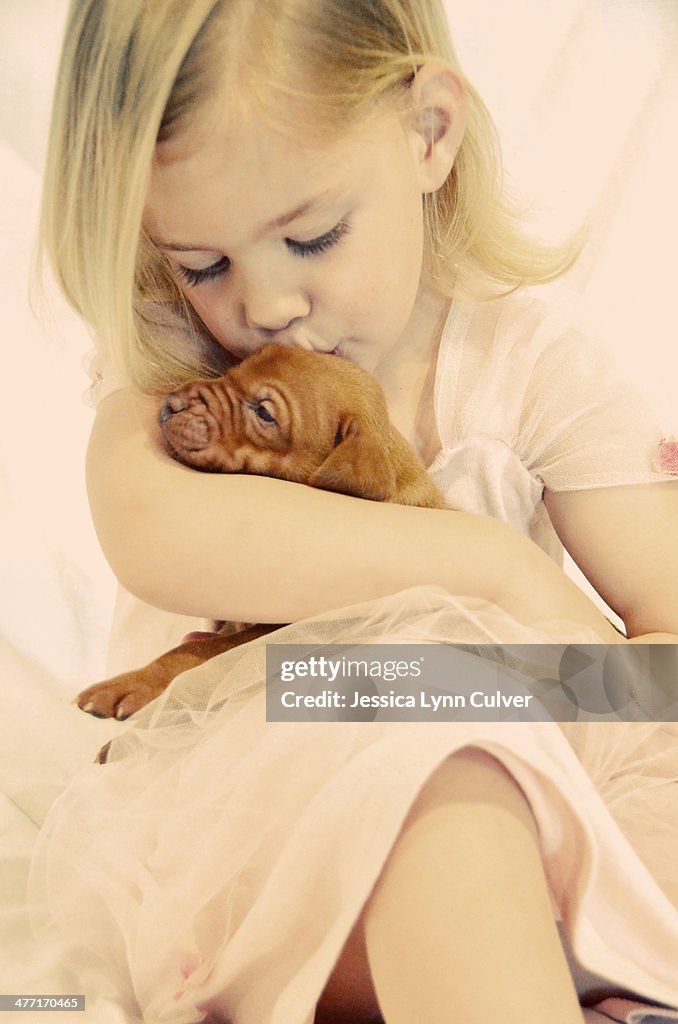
[160,344,381,481]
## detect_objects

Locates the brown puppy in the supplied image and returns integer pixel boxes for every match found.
[160,344,445,508]
[76,345,445,733]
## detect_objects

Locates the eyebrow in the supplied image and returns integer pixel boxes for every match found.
[152,191,340,254]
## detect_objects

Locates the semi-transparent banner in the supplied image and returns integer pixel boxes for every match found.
[265,644,678,722]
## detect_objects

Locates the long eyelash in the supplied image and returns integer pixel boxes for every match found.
[174,219,349,286]
[175,256,230,287]
[286,220,351,257]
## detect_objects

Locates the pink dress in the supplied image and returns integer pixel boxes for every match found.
[28,287,678,1023]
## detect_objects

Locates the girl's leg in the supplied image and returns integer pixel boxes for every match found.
[362,748,587,1024]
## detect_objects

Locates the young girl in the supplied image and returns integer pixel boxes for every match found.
[30,1,678,1022]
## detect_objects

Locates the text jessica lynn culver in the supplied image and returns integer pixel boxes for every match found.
[280,690,535,710]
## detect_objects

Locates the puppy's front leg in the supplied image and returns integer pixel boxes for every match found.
[76,624,276,721]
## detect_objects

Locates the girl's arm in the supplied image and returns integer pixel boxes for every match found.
[545,485,678,639]
[86,387,619,638]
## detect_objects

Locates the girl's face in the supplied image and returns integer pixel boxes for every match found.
[144,104,431,376]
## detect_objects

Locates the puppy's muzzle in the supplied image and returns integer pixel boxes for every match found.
[159,393,189,424]
[160,389,217,456]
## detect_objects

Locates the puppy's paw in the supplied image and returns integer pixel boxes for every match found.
[75,670,166,721]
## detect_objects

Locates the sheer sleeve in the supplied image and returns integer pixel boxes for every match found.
[82,343,131,408]
[513,306,676,492]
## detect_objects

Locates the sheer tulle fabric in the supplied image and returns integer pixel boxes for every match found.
[28,587,678,1024]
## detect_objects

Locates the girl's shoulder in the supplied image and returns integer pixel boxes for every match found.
[437,283,596,422]
[436,283,674,491]
[443,283,589,368]
[439,281,655,415]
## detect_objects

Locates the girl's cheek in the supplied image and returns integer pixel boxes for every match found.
[180,298,231,351]
[190,291,231,332]
[323,253,371,304]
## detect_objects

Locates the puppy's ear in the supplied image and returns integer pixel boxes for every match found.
[308,417,397,502]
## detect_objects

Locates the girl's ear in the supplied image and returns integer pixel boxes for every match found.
[407,61,467,194]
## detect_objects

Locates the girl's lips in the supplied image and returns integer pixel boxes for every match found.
[283,326,349,359]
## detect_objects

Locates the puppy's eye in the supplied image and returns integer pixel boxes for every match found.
[251,402,276,425]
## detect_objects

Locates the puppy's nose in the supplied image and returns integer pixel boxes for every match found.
[159,394,188,424]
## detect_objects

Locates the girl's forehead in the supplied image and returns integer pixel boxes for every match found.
[157,84,401,164]
[145,106,409,245]
[151,102,405,199]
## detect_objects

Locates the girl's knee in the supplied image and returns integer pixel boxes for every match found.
[363,746,547,953]
[402,746,539,842]
[361,749,581,1024]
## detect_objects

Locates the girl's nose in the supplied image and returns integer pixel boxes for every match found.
[242,282,311,335]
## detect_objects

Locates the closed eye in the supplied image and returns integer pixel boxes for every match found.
[286,219,350,257]
[175,256,230,287]
[172,217,350,287]
[250,401,277,425]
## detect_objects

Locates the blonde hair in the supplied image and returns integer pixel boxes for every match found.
[42,0,578,395]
